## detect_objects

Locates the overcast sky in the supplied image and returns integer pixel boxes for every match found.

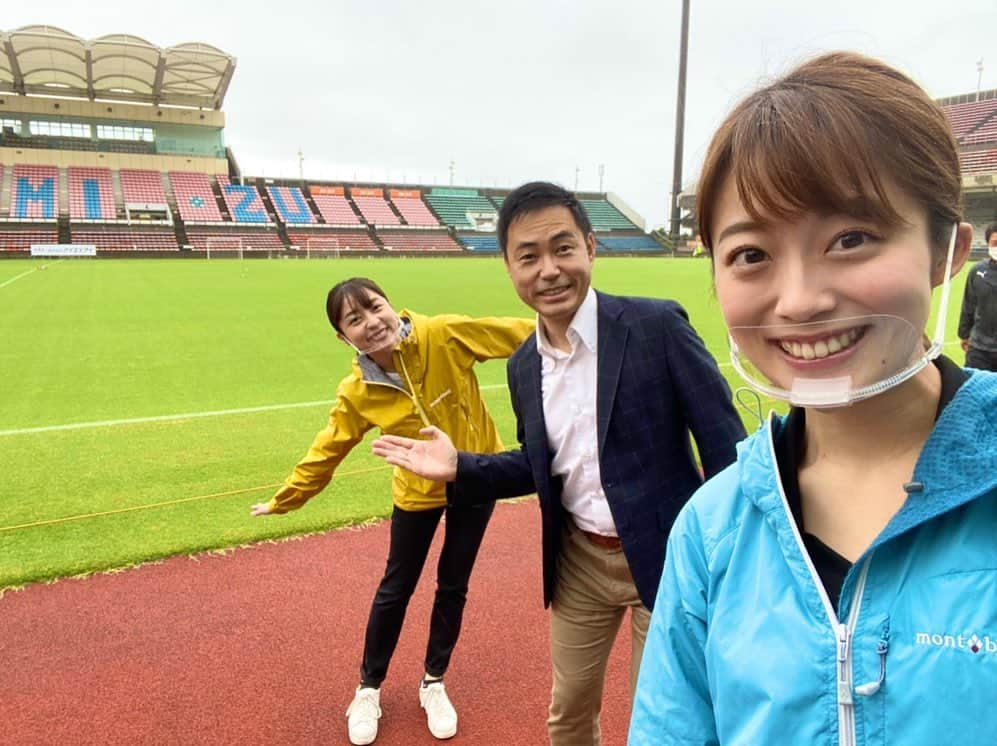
[4,1,995,229]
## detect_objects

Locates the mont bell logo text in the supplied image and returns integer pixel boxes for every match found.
[914,632,997,654]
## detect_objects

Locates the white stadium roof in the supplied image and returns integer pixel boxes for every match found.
[0,25,235,109]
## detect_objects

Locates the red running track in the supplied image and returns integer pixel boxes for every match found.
[1,500,636,745]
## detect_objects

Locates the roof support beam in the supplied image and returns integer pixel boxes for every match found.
[152,54,165,104]
[84,44,95,100]
[4,37,24,94]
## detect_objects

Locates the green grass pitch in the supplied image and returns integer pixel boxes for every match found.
[0,256,969,590]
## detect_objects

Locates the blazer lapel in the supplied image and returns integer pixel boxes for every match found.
[517,346,553,496]
[596,293,627,457]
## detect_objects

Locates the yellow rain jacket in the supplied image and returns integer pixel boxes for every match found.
[268,310,535,513]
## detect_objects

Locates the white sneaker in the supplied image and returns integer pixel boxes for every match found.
[346,686,381,745]
[419,680,458,739]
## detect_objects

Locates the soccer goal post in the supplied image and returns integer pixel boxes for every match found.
[205,235,244,260]
[305,235,342,259]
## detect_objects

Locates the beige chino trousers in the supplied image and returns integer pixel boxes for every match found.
[547,518,651,746]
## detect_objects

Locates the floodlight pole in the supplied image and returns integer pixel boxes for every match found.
[670,0,690,242]
[977,59,984,101]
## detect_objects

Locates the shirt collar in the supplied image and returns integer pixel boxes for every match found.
[535,287,598,357]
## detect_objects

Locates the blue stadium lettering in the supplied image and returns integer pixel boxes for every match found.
[224,184,266,222]
[15,177,56,218]
[271,188,312,223]
[83,179,103,219]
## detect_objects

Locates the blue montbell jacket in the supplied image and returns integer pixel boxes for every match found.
[629,370,997,746]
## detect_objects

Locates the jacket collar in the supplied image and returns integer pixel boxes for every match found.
[534,287,598,357]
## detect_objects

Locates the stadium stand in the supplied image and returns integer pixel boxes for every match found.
[966,116,997,146]
[941,98,997,140]
[68,167,117,221]
[286,229,379,253]
[309,186,363,226]
[424,188,496,229]
[351,188,400,226]
[389,190,439,227]
[70,227,178,252]
[0,226,59,251]
[267,185,316,224]
[378,231,463,252]
[596,235,662,252]
[458,234,499,252]
[10,164,60,219]
[961,149,997,173]
[170,172,225,223]
[581,199,637,231]
[218,176,271,223]
[120,169,168,205]
[0,25,671,261]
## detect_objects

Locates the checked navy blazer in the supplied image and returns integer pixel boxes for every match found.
[448,291,746,610]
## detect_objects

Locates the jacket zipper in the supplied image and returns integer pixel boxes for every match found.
[361,353,432,429]
[766,422,871,746]
[836,559,870,746]
[395,350,432,427]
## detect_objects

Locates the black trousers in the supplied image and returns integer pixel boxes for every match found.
[966,346,997,372]
[360,501,495,687]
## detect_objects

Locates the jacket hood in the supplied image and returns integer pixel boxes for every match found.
[737,370,997,548]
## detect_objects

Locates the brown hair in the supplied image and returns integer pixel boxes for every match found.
[326,277,390,333]
[697,51,963,253]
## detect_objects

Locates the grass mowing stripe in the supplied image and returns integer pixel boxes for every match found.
[0,383,512,436]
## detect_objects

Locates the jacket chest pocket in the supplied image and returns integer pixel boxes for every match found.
[873,569,997,745]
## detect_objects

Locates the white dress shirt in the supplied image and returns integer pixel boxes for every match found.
[536,288,616,537]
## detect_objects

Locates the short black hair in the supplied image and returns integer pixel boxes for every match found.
[497,181,593,257]
[986,223,997,244]
[326,277,390,333]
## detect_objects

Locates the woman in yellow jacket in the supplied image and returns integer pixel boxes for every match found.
[251,277,533,745]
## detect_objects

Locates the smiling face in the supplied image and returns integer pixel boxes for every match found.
[711,175,945,393]
[503,205,596,336]
[335,290,400,353]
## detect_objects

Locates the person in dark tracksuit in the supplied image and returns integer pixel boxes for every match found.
[958,222,997,371]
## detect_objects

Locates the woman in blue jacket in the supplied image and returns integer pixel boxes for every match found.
[630,52,997,745]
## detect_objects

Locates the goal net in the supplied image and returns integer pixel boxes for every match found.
[205,236,244,259]
[305,236,341,259]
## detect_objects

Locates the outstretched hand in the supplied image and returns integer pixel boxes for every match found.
[250,503,273,516]
[371,426,459,482]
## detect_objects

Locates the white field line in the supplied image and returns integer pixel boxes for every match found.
[0,268,38,290]
[0,383,509,437]
[0,258,63,290]
[0,340,963,438]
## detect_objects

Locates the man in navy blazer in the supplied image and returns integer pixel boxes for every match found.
[373,182,745,745]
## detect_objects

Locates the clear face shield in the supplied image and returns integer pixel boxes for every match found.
[341,311,404,357]
[727,223,959,408]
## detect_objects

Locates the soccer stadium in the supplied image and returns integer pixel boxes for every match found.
[3,19,996,746]
[0,26,659,257]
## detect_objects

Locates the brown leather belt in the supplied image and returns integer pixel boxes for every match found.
[579,528,622,551]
